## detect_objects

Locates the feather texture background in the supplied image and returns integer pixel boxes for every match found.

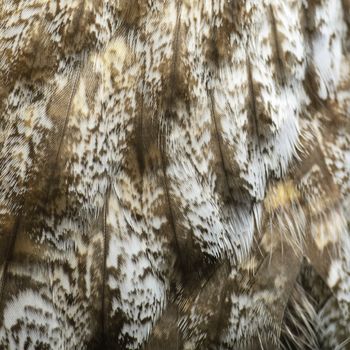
[0,0,350,349]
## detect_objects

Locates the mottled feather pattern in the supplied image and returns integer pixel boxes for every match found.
[0,0,350,349]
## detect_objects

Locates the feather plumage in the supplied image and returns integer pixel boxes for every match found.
[0,0,350,349]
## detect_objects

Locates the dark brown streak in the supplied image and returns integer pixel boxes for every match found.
[53,69,80,184]
[160,0,185,268]
[341,0,350,44]
[167,0,183,105]
[269,5,286,87]
[160,144,183,265]
[136,73,146,175]
[208,88,235,201]
[247,57,263,155]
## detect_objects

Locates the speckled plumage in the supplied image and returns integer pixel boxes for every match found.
[0,1,350,349]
